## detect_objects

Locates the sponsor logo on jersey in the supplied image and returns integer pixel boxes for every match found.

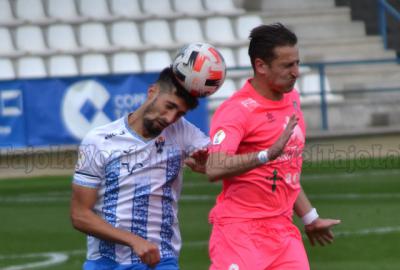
[105,133,117,140]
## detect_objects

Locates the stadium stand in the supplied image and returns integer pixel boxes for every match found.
[17,56,47,78]
[173,18,205,44]
[110,21,147,50]
[111,52,142,74]
[0,58,15,79]
[0,0,22,26]
[0,0,398,131]
[80,53,109,75]
[47,24,87,54]
[48,55,79,77]
[47,0,86,23]
[109,0,151,20]
[172,0,213,18]
[143,50,172,72]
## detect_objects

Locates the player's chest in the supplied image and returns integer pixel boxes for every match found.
[243,105,305,146]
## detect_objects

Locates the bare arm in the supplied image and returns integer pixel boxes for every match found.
[70,184,160,267]
[293,188,313,217]
[294,188,341,246]
[205,114,298,181]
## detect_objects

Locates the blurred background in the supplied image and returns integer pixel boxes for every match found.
[0,0,399,269]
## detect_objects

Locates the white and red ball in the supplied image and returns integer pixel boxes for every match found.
[172,42,226,97]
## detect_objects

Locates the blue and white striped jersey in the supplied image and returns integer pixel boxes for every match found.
[73,115,209,264]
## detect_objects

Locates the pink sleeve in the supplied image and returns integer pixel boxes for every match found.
[208,102,247,155]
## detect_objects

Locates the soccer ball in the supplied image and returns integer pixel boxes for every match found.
[172,43,226,97]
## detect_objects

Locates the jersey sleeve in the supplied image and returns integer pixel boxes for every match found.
[209,102,248,155]
[73,132,105,189]
[180,117,210,155]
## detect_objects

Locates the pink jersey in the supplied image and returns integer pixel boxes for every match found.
[208,80,306,223]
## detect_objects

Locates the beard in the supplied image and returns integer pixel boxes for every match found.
[143,117,163,137]
[142,98,168,137]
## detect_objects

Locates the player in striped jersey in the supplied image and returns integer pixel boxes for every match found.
[70,67,209,270]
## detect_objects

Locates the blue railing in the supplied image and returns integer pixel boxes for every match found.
[378,0,400,49]
[303,58,400,130]
[231,57,400,131]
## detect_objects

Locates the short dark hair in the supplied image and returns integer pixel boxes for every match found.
[248,23,297,70]
[156,67,199,110]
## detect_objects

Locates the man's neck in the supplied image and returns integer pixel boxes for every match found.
[251,77,283,101]
[127,110,150,139]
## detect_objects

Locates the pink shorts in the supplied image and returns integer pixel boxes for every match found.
[209,217,310,270]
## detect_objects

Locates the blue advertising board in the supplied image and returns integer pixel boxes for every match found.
[0,74,209,148]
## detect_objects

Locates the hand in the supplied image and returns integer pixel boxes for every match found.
[184,148,208,174]
[131,237,160,267]
[268,114,298,161]
[305,218,341,246]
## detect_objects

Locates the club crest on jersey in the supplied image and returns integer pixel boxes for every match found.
[155,136,165,153]
[212,130,226,145]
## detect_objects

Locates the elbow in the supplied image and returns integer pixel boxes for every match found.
[70,209,87,232]
[70,211,81,231]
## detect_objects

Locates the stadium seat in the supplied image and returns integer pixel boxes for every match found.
[299,69,343,104]
[142,20,175,49]
[217,47,237,68]
[0,58,16,80]
[235,15,263,40]
[79,23,117,52]
[205,17,242,46]
[142,0,182,19]
[237,46,251,67]
[143,50,171,72]
[207,79,237,110]
[80,53,110,75]
[79,0,113,21]
[48,55,79,77]
[47,24,86,54]
[15,0,54,24]
[174,18,204,44]
[47,0,87,23]
[0,0,22,26]
[110,0,151,20]
[112,52,142,74]
[15,25,53,55]
[0,28,23,57]
[203,0,245,16]
[172,0,213,17]
[17,56,47,78]
[111,21,149,50]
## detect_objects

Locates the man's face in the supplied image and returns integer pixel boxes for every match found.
[263,46,300,93]
[142,89,189,137]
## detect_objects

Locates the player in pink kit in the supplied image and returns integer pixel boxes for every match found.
[206,23,341,270]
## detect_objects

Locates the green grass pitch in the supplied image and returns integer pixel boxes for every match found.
[0,158,399,269]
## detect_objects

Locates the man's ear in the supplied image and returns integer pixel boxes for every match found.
[254,58,268,76]
[147,84,160,100]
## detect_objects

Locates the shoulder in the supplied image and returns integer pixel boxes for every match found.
[289,88,301,102]
[212,90,256,122]
[166,117,203,136]
[80,117,125,149]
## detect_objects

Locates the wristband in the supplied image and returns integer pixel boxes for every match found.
[257,149,269,164]
[302,208,319,225]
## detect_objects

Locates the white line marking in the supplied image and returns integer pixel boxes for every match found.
[0,252,68,270]
[335,226,400,237]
